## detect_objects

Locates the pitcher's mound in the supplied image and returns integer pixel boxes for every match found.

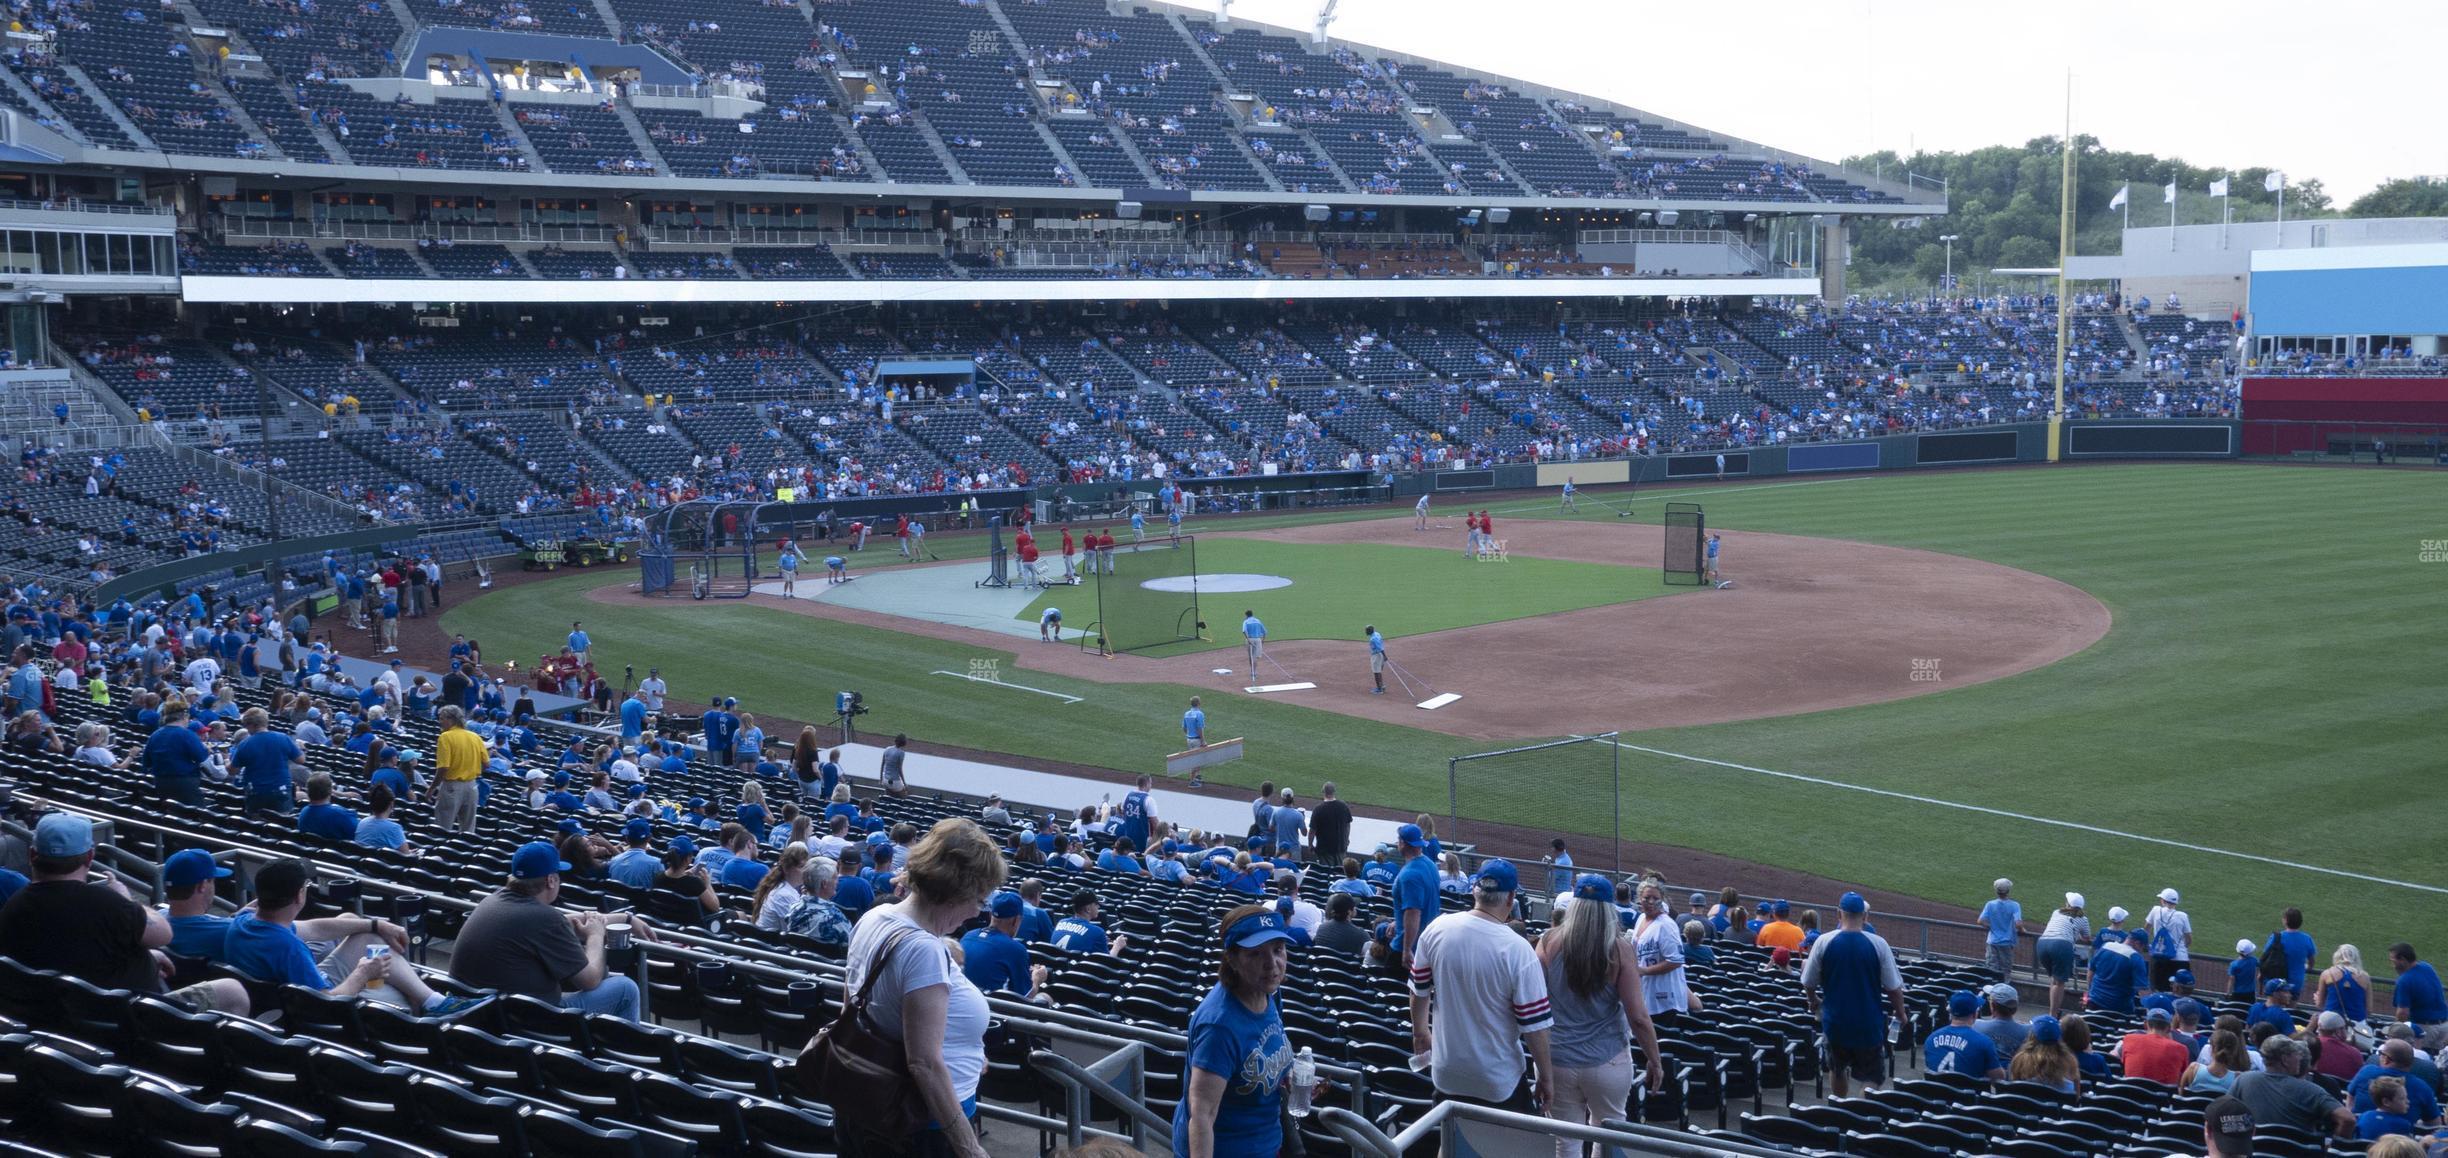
[1142,573,1291,593]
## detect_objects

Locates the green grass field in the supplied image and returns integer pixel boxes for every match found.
[1013,537,1669,656]
[442,464,2448,965]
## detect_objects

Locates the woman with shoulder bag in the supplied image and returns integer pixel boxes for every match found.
[828,818,1003,1158]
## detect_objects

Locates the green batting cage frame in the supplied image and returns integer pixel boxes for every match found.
[1448,733,1621,878]
[1084,535,1206,654]
[1663,502,1706,585]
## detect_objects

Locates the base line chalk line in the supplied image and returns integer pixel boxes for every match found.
[1576,737,2447,895]
[928,671,1083,704]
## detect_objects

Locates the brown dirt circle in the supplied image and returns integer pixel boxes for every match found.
[584,515,2111,742]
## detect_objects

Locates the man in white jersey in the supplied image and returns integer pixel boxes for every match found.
[1408,859,1554,1111]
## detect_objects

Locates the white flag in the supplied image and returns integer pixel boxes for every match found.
[2108,184,2128,210]
[2163,182,2177,204]
[2209,177,2230,197]
[2264,171,2285,193]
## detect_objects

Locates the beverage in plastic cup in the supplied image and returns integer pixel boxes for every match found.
[606,922,632,950]
[364,945,388,989]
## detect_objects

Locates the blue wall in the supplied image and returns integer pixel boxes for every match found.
[2252,266,2448,336]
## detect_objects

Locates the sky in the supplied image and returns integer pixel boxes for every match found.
[1211,0,2437,202]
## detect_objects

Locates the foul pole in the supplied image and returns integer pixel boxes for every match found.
[2049,73,2075,463]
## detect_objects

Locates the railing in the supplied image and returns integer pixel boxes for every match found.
[155,427,379,527]
[1316,230,1458,246]
[1320,1100,1798,1158]
[1579,227,1736,246]
[0,196,172,216]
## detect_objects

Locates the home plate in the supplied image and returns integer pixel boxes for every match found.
[1244,682,1317,694]
[1416,693,1462,710]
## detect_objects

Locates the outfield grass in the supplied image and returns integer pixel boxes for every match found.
[443,464,2448,964]
[1012,538,1669,656]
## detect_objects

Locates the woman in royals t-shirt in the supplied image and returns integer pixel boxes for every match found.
[1175,903,1303,1158]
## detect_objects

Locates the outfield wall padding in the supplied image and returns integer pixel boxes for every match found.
[1535,460,1629,487]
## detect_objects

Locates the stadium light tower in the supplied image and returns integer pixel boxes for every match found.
[1312,0,1338,45]
[1938,234,1959,290]
[1216,0,1231,27]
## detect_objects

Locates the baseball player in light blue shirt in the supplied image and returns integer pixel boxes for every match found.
[1182,696,1206,749]
[1130,509,1146,543]
[1367,625,1387,695]
[1241,610,1266,672]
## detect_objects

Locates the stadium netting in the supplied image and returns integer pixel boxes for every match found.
[1446,733,1622,878]
[1089,535,1204,653]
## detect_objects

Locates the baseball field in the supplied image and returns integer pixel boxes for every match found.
[438,462,2448,966]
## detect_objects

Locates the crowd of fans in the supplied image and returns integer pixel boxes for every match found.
[0,579,2442,1153]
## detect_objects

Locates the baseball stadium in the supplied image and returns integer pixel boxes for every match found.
[0,0,2442,1152]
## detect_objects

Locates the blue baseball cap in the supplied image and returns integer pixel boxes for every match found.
[668,836,698,856]
[1946,990,1981,1019]
[989,891,1024,919]
[555,819,583,836]
[687,797,708,810]
[2171,969,2196,986]
[1838,891,1868,914]
[1224,910,1298,950]
[33,813,95,857]
[1770,899,1791,915]
[2263,977,2294,995]
[627,783,649,797]
[510,841,571,880]
[1396,824,1425,849]
[2030,1015,2063,1044]
[1572,874,1615,904]
[1245,835,1269,851]
[622,818,653,841]
[2173,997,2207,1021]
[1474,859,1519,894]
[163,848,232,888]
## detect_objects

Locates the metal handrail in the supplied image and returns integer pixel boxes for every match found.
[1321,1100,1799,1158]
[1029,1047,1172,1148]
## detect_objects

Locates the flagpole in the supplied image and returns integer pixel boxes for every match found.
[2050,71,2073,464]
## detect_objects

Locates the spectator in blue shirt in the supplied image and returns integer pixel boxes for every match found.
[229,707,303,817]
[618,691,647,740]
[2357,1077,2418,1140]
[221,859,479,1016]
[1096,837,1147,876]
[1268,790,1305,860]
[2265,909,2316,993]
[606,819,659,888]
[718,827,768,891]
[2387,943,2447,1042]
[1389,824,1439,968]
[295,774,358,842]
[566,622,590,667]
[2348,1041,2441,1124]
[1173,902,1299,1158]
[1052,892,1126,956]
[355,784,409,852]
[1979,879,2026,981]
[2249,979,2301,1036]
[2088,930,2144,1014]
[1924,989,2006,1080]
[141,702,212,805]
[1013,879,1055,943]
[961,892,1046,998]
[159,848,237,960]
[1798,892,1907,1097]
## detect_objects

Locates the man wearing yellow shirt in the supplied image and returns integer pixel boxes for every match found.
[433,705,486,833]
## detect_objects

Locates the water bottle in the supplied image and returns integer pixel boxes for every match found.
[1287,1046,1315,1118]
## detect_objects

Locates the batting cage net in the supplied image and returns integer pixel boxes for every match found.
[1446,733,1621,882]
[1090,536,1204,653]
[1663,502,1705,585]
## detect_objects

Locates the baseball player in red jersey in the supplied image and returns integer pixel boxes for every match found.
[895,514,911,558]
[1060,527,1079,584]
